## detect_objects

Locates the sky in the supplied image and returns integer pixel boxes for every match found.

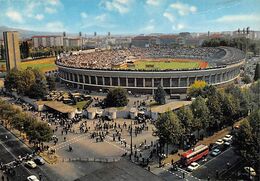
[0,0,260,35]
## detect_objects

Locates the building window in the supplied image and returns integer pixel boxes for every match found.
[154,78,161,87]
[172,78,178,87]
[128,78,135,87]
[91,76,96,84]
[104,77,110,86]
[84,75,89,84]
[136,78,143,87]
[97,76,103,85]
[163,78,170,87]
[145,78,152,87]
[119,77,126,86]
[112,77,118,86]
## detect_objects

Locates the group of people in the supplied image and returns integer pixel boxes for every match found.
[56,47,224,70]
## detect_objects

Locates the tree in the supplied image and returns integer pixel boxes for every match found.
[207,91,224,131]
[0,44,5,60]
[187,80,207,98]
[225,85,250,117]
[176,106,194,134]
[254,63,260,81]
[241,74,252,84]
[233,111,260,171]
[17,68,35,95]
[46,76,56,91]
[155,111,184,153]
[190,96,210,133]
[104,87,128,107]
[4,68,48,99]
[4,69,22,91]
[154,85,166,105]
[221,93,239,126]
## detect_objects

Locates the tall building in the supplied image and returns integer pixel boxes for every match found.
[3,31,21,71]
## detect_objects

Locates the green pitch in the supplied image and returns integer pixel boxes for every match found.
[124,60,200,70]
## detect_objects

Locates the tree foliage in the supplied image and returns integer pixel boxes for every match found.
[4,68,48,99]
[155,111,184,145]
[46,76,56,91]
[176,106,194,134]
[254,63,260,81]
[233,110,260,170]
[104,87,128,107]
[154,85,166,105]
[202,37,259,55]
[187,80,210,98]
[0,99,52,142]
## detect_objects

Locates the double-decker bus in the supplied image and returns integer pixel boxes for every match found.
[180,144,209,166]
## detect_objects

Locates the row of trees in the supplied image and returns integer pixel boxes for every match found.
[0,99,52,143]
[202,37,259,55]
[4,68,54,99]
[233,109,260,172]
[155,82,254,150]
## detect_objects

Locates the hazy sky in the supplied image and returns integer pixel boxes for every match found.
[0,0,260,34]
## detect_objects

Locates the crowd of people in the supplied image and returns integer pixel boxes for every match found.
[56,47,228,70]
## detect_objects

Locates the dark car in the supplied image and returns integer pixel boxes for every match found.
[33,157,45,165]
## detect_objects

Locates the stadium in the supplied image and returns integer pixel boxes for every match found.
[56,46,245,94]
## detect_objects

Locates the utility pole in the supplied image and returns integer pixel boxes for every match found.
[130,120,133,157]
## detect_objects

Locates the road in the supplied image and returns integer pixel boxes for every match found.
[0,125,60,181]
[192,146,240,180]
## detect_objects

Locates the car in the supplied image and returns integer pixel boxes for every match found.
[34,156,45,165]
[223,134,233,142]
[244,167,256,176]
[215,139,224,145]
[211,148,221,156]
[27,175,39,181]
[24,160,37,168]
[187,162,200,171]
[223,141,231,148]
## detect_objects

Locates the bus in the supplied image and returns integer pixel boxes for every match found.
[180,144,209,166]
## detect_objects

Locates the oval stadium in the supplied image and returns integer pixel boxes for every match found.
[56,46,245,94]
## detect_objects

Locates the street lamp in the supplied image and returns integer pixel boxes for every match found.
[130,120,133,157]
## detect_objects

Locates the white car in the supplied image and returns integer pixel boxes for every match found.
[223,134,232,142]
[187,162,200,171]
[244,167,256,176]
[27,175,39,181]
[25,160,37,168]
[215,139,224,145]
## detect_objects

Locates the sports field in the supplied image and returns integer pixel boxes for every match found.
[118,58,208,70]
[20,57,57,72]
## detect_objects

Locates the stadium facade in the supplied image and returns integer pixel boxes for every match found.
[57,47,245,94]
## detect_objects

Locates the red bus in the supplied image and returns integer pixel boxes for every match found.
[180,144,209,166]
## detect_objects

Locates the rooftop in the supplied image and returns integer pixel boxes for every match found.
[151,101,191,114]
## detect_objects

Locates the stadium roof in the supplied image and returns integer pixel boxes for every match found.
[44,101,77,114]
[151,101,191,114]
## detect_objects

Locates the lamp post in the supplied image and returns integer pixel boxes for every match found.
[130,120,133,157]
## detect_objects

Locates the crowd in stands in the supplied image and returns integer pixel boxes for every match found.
[56,46,244,70]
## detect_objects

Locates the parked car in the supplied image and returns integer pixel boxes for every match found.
[34,156,45,165]
[211,148,221,156]
[244,167,256,176]
[187,162,200,171]
[223,134,232,142]
[27,175,39,181]
[215,139,224,145]
[223,141,231,148]
[24,161,37,169]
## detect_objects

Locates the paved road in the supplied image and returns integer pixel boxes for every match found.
[0,125,59,181]
[192,147,240,180]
